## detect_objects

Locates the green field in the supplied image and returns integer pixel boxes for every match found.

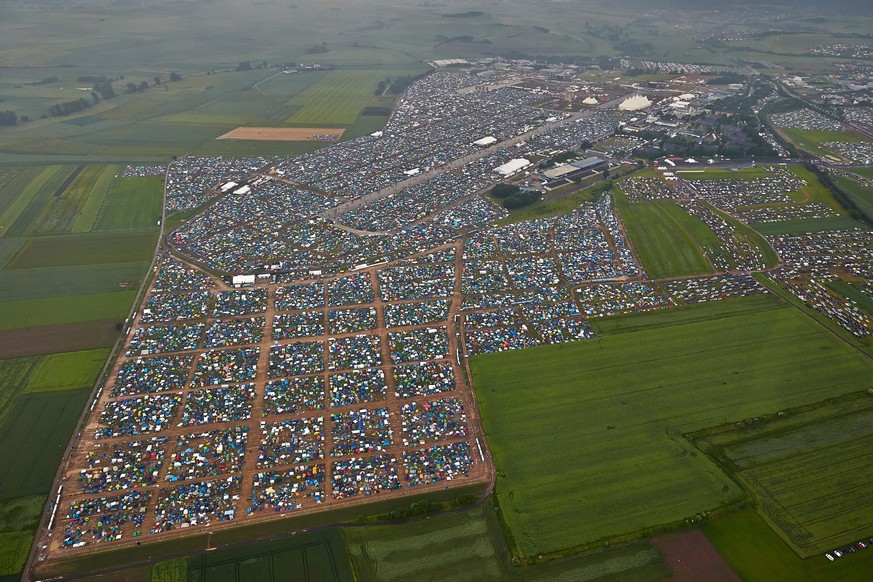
[472,299,873,558]
[0,261,148,301]
[0,388,90,498]
[346,504,669,582]
[0,357,39,430]
[0,290,136,330]
[751,216,864,235]
[1,165,76,236]
[286,69,424,126]
[694,396,873,557]
[678,167,773,180]
[184,530,352,582]
[833,174,873,221]
[95,176,163,231]
[25,165,117,235]
[24,349,108,393]
[8,231,156,268]
[779,128,865,160]
[704,509,873,582]
[0,530,33,576]
[617,199,713,278]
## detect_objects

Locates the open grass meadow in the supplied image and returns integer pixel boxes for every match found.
[704,509,873,582]
[0,357,39,428]
[471,298,873,558]
[94,176,163,231]
[0,261,153,301]
[694,395,873,558]
[0,388,91,499]
[617,198,713,278]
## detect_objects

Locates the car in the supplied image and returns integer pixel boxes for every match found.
[857,541,867,549]
[826,553,835,561]
[834,550,843,558]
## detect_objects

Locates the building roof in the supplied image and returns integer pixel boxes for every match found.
[619,94,652,111]
[570,157,606,171]
[494,158,531,176]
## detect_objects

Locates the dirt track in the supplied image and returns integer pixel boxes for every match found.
[217,127,345,141]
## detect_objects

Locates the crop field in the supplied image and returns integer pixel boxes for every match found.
[0,388,90,499]
[8,231,156,269]
[346,504,670,582]
[95,176,163,231]
[184,530,352,582]
[471,299,873,558]
[617,199,713,278]
[0,357,38,428]
[285,69,425,126]
[693,396,873,557]
[0,165,76,236]
[0,530,33,577]
[23,349,109,394]
[704,509,873,582]
[26,165,117,235]
[0,290,136,330]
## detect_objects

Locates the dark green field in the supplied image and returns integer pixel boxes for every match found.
[694,395,873,557]
[472,298,873,558]
[346,504,670,582]
[0,261,148,301]
[704,509,873,582]
[0,290,136,330]
[0,388,90,499]
[7,231,156,268]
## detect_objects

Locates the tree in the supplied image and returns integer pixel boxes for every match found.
[154,76,161,85]
[139,81,149,91]
[490,183,520,199]
[0,110,17,126]
[169,71,182,82]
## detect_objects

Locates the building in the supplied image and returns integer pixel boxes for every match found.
[619,94,653,111]
[494,158,531,176]
[473,136,497,147]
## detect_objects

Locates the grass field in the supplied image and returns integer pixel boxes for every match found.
[497,185,597,226]
[285,69,424,126]
[24,349,109,393]
[694,396,873,557]
[678,167,773,180]
[751,216,864,235]
[94,176,163,231]
[184,530,352,582]
[8,231,156,268]
[150,559,186,582]
[617,199,713,278]
[779,128,864,160]
[0,530,33,577]
[0,357,39,429]
[704,509,873,582]
[0,261,149,301]
[0,290,136,330]
[471,298,873,558]
[345,504,670,582]
[26,165,117,235]
[0,388,90,498]
[833,174,873,221]
[0,165,69,236]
